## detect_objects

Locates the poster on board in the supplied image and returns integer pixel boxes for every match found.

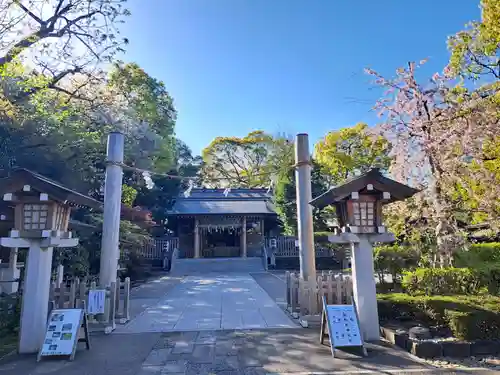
[320,297,367,357]
[88,290,106,315]
[39,309,83,357]
[325,305,362,347]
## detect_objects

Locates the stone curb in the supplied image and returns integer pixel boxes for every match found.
[380,326,500,359]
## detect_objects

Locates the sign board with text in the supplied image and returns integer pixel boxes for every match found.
[88,289,106,315]
[38,308,90,361]
[320,297,367,357]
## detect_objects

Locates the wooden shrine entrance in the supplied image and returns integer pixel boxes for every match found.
[200,225,241,258]
[167,188,279,259]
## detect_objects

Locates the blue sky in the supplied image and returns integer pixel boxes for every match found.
[122,0,480,156]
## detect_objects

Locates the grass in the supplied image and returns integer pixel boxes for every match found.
[0,332,17,359]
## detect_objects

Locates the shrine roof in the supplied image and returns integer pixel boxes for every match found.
[169,188,275,215]
[0,168,102,210]
[177,188,271,200]
[310,168,420,209]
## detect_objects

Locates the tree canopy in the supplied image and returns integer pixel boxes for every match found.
[314,123,392,186]
[201,131,278,188]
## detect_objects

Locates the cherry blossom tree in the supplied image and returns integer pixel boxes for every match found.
[366,60,498,267]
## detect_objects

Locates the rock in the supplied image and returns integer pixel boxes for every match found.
[410,340,443,359]
[409,326,432,340]
[471,340,500,356]
[442,341,471,358]
[381,327,409,349]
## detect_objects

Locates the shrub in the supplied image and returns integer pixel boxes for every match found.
[402,267,483,296]
[374,245,420,283]
[0,294,21,335]
[455,243,500,267]
[378,293,500,341]
[445,310,500,341]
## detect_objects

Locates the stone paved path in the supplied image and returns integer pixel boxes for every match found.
[116,274,297,333]
[2,272,495,374]
[1,329,495,375]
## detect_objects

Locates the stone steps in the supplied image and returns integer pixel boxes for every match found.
[171,257,264,275]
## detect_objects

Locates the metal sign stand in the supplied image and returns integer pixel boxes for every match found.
[320,296,367,357]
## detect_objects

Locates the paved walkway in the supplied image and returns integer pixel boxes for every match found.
[2,329,494,375]
[116,274,297,333]
[1,268,494,374]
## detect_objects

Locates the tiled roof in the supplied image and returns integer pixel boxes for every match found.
[0,168,102,209]
[170,188,276,215]
[169,200,275,215]
[179,188,271,200]
[310,168,420,209]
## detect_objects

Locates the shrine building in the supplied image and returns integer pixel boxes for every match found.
[167,188,279,258]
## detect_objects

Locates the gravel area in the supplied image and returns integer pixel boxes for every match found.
[425,356,500,371]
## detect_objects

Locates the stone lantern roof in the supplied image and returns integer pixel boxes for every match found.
[0,168,102,210]
[310,168,420,209]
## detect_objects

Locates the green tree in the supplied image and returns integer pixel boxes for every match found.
[314,123,392,186]
[274,159,329,235]
[0,0,130,103]
[447,0,499,80]
[107,62,178,172]
[201,131,276,187]
[134,140,202,235]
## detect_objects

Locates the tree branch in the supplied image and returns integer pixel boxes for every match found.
[13,0,44,25]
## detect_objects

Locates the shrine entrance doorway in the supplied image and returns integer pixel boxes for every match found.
[201,226,241,258]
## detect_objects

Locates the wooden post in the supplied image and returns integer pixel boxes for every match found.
[107,281,117,333]
[115,278,121,317]
[241,216,247,258]
[122,277,130,322]
[8,247,17,269]
[99,132,124,287]
[294,134,316,281]
[194,218,200,258]
[56,264,64,287]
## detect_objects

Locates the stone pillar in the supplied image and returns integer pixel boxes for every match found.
[240,216,247,258]
[194,218,200,258]
[19,242,54,354]
[2,247,20,294]
[99,132,124,288]
[351,235,379,341]
[294,133,316,280]
[8,247,18,269]
[56,264,64,287]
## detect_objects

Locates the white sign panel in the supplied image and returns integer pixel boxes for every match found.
[326,305,362,347]
[88,289,106,315]
[40,309,83,357]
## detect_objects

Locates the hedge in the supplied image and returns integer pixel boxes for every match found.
[455,242,500,266]
[378,293,500,341]
[402,266,500,296]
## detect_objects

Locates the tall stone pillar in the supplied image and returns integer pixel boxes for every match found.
[19,243,54,353]
[240,216,247,258]
[351,236,379,341]
[194,218,200,258]
[295,133,316,280]
[99,132,124,288]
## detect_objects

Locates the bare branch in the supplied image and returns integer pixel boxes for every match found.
[13,0,44,25]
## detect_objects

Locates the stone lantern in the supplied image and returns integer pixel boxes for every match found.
[0,169,101,354]
[310,168,419,341]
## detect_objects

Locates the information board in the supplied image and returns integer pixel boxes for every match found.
[39,309,83,357]
[325,305,362,347]
[88,289,106,315]
[320,297,366,357]
[38,308,90,361]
